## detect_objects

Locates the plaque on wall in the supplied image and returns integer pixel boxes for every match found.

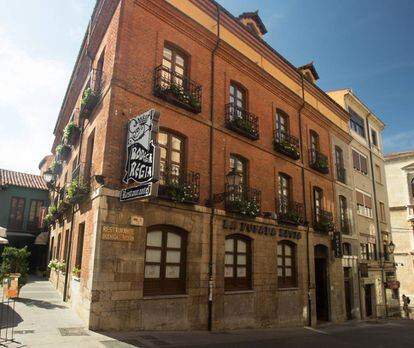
[102,225,135,242]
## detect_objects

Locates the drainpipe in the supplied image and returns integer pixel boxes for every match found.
[298,75,312,326]
[365,113,388,318]
[207,4,221,332]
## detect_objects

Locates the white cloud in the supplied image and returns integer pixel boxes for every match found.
[383,130,414,154]
[0,27,70,174]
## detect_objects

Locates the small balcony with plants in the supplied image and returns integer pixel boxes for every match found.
[336,166,346,184]
[309,149,329,174]
[63,121,81,146]
[79,69,105,119]
[224,184,261,218]
[158,168,200,204]
[276,197,305,225]
[225,103,259,140]
[274,130,300,160]
[153,65,202,113]
[313,210,335,233]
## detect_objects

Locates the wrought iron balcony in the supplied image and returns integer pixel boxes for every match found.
[158,168,200,204]
[224,184,261,217]
[313,210,334,233]
[337,167,346,184]
[274,130,300,160]
[309,149,329,174]
[277,197,305,225]
[153,65,202,113]
[80,69,106,119]
[225,103,259,140]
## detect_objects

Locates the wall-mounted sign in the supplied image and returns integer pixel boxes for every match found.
[102,225,135,242]
[120,109,160,202]
[278,229,302,240]
[223,219,277,237]
[332,231,342,258]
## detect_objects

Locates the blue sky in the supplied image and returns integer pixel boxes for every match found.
[0,0,412,174]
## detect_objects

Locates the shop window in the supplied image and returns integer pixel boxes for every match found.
[277,241,297,288]
[144,226,187,295]
[8,197,25,230]
[225,234,252,291]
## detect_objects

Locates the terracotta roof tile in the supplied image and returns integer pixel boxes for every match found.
[0,169,48,190]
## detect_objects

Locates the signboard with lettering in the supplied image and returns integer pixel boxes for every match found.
[102,225,135,242]
[332,231,342,258]
[120,109,160,202]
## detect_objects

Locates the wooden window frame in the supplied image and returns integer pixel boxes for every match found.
[163,43,189,78]
[275,109,290,134]
[356,190,373,218]
[352,149,368,175]
[230,154,248,189]
[158,129,186,182]
[229,81,247,110]
[27,199,44,231]
[310,130,320,152]
[224,234,252,291]
[144,226,187,296]
[8,196,26,230]
[277,240,297,288]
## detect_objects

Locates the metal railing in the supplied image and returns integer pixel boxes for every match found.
[153,65,202,113]
[274,130,300,159]
[158,168,200,204]
[224,184,261,217]
[313,209,334,233]
[80,69,106,118]
[309,149,329,174]
[276,197,305,225]
[225,103,260,140]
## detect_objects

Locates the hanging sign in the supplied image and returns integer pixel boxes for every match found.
[120,109,160,201]
[332,231,342,258]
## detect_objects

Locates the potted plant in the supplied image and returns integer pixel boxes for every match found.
[50,161,62,175]
[56,144,71,161]
[72,267,81,278]
[63,122,81,145]
[57,261,66,273]
[48,259,58,270]
[66,179,89,204]
[0,246,31,293]
[234,199,260,217]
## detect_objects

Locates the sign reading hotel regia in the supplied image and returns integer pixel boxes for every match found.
[120,109,160,202]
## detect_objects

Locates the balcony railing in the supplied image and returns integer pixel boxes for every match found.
[277,197,305,225]
[153,65,202,113]
[313,210,334,233]
[309,149,329,174]
[225,103,260,140]
[337,167,346,184]
[224,184,261,217]
[158,168,200,204]
[274,130,300,160]
[80,69,106,119]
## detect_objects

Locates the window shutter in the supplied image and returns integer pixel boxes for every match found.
[365,195,372,209]
[352,150,360,170]
[356,191,364,205]
[361,156,368,174]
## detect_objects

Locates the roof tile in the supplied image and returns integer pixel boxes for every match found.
[0,169,48,190]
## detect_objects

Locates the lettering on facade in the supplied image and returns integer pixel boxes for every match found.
[102,225,135,242]
[222,220,300,239]
[120,109,160,201]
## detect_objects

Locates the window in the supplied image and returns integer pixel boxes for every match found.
[375,164,382,183]
[278,173,291,213]
[380,202,386,222]
[276,109,289,135]
[335,146,345,183]
[352,149,368,175]
[361,243,377,260]
[163,45,188,86]
[313,187,323,222]
[144,227,187,295]
[356,191,373,217]
[85,131,95,180]
[339,195,348,234]
[158,131,185,183]
[8,197,25,230]
[349,107,365,138]
[229,82,246,110]
[343,243,352,256]
[27,199,43,231]
[383,243,389,261]
[56,233,62,260]
[310,130,320,153]
[62,229,69,262]
[230,154,247,188]
[371,129,378,147]
[225,235,251,290]
[50,236,55,260]
[277,241,297,288]
[361,243,368,260]
[75,223,85,269]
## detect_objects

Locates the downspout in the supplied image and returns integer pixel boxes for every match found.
[365,113,388,318]
[208,4,221,332]
[298,75,312,326]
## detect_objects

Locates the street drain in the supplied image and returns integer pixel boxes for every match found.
[14,330,35,334]
[58,327,90,336]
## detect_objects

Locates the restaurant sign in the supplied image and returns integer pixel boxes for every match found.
[120,109,160,201]
[332,231,342,258]
[102,225,135,242]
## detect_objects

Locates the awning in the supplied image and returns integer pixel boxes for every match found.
[34,231,49,245]
[0,226,7,238]
[0,237,8,245]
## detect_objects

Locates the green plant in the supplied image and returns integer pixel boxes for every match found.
[81,87,91,106]
[72,267,81,277]
[50,161,62,175]
[163,182,198,203]
[63,122,81,144]
[57,261,66,273]
[66,179,89,204]
[48,259,58,270]
[233,117,257,136]
[233,199,260,217]
[1,246,31,288]
[279,140,300,158]
[56,144,71,160]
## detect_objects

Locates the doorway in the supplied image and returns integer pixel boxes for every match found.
[344,267,353,320]
[364,284,374,317]
[314,245,329,322]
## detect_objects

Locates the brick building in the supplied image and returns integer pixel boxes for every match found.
[41,0,361,330]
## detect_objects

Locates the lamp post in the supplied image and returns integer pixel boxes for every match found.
[388,241,395,255]
[226,168,242,187]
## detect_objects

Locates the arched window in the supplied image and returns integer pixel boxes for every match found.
[158,130,185,184]
[225,235,252,290]
[275,109,289,135]
[342,242,352,256]
[278,173,292,213]
[277,241,297,288]
[144,226,187,295]
[313,187,323,222]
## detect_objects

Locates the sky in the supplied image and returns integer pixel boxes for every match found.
[0,0,413,174]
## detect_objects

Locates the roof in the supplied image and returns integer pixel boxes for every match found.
[384,150,414,161]
[298,62,320,81]
[0,169,48,190]
[238,10,268,35]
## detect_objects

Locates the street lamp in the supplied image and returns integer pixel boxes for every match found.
[388,241,396,255]
[226,168,242,187]
[42,171,54,184]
